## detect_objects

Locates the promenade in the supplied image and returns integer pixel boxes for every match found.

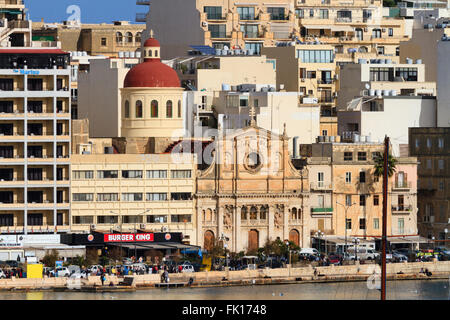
[0,261,449,291]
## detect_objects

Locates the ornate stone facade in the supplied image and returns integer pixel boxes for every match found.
[195,125,310,253]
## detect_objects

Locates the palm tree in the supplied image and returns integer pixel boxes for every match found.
[373,153,397,178]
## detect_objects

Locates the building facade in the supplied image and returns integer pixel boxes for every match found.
[0,48,71,234]
[0,0,31,47]
[409,127,449,244]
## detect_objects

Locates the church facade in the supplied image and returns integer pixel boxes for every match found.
[195,125,311,253]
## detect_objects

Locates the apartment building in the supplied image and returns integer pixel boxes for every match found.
[0,48,71,235]
[262,43,338,136]
[337,60,437,156]
[0,0,31,47]
[409,127,449,244]
[437,38,450,127]
[141,0,409,60]
[32,21,145,58]
[306,140,419,251]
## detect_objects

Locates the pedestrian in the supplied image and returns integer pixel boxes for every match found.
[178,265,182,273]
[101,274,106,286]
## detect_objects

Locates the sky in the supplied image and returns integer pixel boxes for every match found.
[25,0,145,24]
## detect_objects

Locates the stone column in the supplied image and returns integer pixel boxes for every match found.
[218,206,224,240]
[283,205,289,241]
[268,205,275,241]
[197,206,203,248]
[236,206,242,252]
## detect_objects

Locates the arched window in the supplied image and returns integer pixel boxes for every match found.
[124,100,130,118]
[135,100,143,118]
[178,100,182,118]
[116,32,123,44]
[250,206,257,220]
[154,50,158,58]
[291,207,298,220]
[148,50,152,57]
[166,100,173,118]
[241,206,247,221]
[151,100,158,118]
[136,32,142,43]
[125,32,133,43]
[205,208,212,221]
[260,206,267,220]
[359,46,368,53]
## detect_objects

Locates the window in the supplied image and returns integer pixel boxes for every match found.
[309,9,314,17]
[0,214,13,226]
[178,100,182,118]
[98,216,118,224]
[377,46,385,55]
[346,218,352,229]
[439,180,444,191]
[355,28,363,41]
[345,195,352,206]
[116,32,123,43]
[398,218,404,234]
[98,170,118,179]
[97,193,119,201]
[136,32,142,43]
[319,9,328,19]
[171,215,192,223]
[322,130,328,136]
[358,152,367,161]
[388,28,393,37]
[0,79,13,91]
[372,29,382,38]
[318,195,325,208]
[28,191,43,203]
[344,152,353,161]
[101,38,107,46]
[121,193,143,201]
[73,170,94,180]
[72,193,94,202]
[135,100,143,118]
[318,172,324,187]
[241,24,258,38]
[151,100,158,118]
[166,100,173,118]
[372,152,381,160]
[245,42,262,55]
[438,160,444,170]
[171,170,192,179]
[395,68,418,81]
[208,24,226,38]
[28,101,43,113]
[171,193,191,200]
[345,172,352,183]
[374,195,379,206]
[268,7,286,20]
[359,171,366,183]
[297,50,334,63]
[122,170,143,179]
[28,214,43,226]
[426,138,431,148]
[360,195,366,206]
[28,168,42,181]
[146,193,167,201]
[426,159,432,169]
[204,6,223,19]
[147,215,167,223]
[124,100,130,118]
[0,101,13,113]
[370,68,394,81]
[415,138,420,148]
[237,7,255,20]
[438,138,444,149]
[295,9,304,18]
[359,218,366,230]
[373,218,379,229]
[147,170,167,179]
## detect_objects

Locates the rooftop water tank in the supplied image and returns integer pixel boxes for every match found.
[130,51,135,58]
[318,136,325,143]
[383,90,390,96]
[358,59,367,64]
[216,49,221,55]
[353,133,360,143]
[416,59,422,64]
[406,58,413,64]
[369,89,376,96]
[118,52,124,58]
[391,90,397,96]
[375,89,382,97]
[136,51,142,58]
[386,59,392,64]
[222,84,231,91]
[360,135,366,143]
[329,136,335,143]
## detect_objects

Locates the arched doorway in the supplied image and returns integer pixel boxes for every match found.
[204,230,215,251]
[248,229,259,252]
[289,229,300,247]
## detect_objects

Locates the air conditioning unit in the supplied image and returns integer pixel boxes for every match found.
[202,21,208,27]
[161,226,169,232]
[382,28,386,32]
[90,224,96,230]
[300,78,305,82]
[364,27,368,32]
[333,92,338,97]
[140,224,146,229]
[334,74,339,80]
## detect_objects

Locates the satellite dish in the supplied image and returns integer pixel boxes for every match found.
[365,83,371,90]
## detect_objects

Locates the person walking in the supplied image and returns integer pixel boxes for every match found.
[100,274,106,286]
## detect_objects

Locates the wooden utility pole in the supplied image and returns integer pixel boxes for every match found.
[381,136,389,300]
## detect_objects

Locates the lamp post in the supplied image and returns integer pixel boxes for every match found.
[284,240,291,266]
[314,230,325,255]
[134,209,151,262]
[353,238,360,261]
[110,211,123,263]
[219,233,230,269]
[336,202,357,257]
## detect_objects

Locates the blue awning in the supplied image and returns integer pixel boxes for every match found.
[190,45,216,55]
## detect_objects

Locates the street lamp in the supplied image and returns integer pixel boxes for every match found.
[336,202,357,257]
[353,238,360,261]
[134,209,151,261]
[284,240,291,266]
[315,230,325,256]
[219,233,230,269]
[110,210,123,263]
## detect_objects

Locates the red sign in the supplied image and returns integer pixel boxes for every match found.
[104,233,154,243]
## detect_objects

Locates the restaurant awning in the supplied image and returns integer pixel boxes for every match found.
[115,242,201,251]
[304,25,332,30]
[331,25,354,32]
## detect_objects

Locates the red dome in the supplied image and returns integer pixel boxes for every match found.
[144,38,160,47]
[124,59,181,88]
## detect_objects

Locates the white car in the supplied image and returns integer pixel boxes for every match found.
[70,271,88,279]
[0,270,5,279]
[88,265,103,275]
[50,267,70,277]
[180,264,195,273]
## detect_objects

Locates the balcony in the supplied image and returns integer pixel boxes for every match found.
[311,207,333,214]
[336,17,352,23]
[317,79,333,85]
[239,15,259,21]
[310,182,332,191]
[135,13,147,22]
[243,32,264,39]
[391,205,412,214]
[209,32,230,39]
[392,181,412,190]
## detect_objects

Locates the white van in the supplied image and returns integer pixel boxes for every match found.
[299,248,320,255]
[346,248,378,260]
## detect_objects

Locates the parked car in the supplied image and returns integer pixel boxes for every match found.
[50,267,70,277]
[346,248,378,260]
[328,254,342,265]
[299,248,320,255]
[70,271,88,279]
[88,265,103,275]
[179,264,194,273]
[0,269,5,279]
